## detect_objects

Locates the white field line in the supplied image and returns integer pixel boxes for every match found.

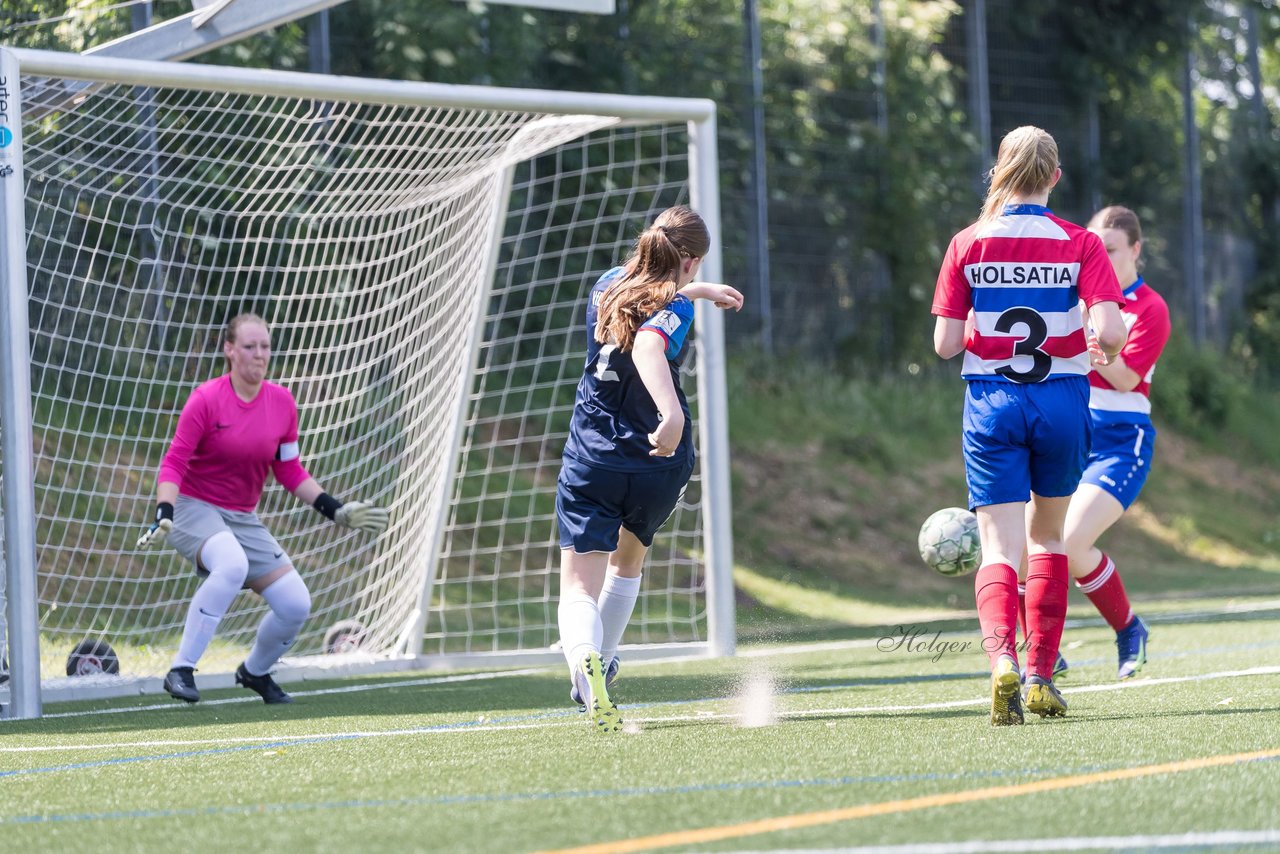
[626,665,1280,723]
[731,828,1280,853]
[4,664,1278,756]
[26,667,549,719]
[0,719,584,754]
[9,597,1275,717]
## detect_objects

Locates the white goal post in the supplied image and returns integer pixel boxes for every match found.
[0,47,734,720]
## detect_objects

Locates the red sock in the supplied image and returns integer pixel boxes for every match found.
[1016,583,1027,643]
[974,563,1019,667]
[1076,552,1134,632]
[1024,553,1068,681]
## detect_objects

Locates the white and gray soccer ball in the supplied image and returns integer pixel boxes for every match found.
[918,507,981,577]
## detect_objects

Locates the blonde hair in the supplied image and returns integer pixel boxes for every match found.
[980,126,1060,223]
[595,206,709,352]
[224,312,268,346]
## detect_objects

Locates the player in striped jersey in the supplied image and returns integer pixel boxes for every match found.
[933,127,1128,725]
[556,206,742,732]
[1016,207,1169,682]
[1067,206,1169,677]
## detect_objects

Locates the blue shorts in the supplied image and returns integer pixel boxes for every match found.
[556,455,695,552]
[962,377,1091,509]
[1080,416,1156,509]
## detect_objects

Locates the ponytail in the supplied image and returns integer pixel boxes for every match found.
[979,126,1059,224]
[595,206,709,351]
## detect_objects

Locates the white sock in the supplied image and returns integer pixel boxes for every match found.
[244,571,311,676]
[173,533,248,669]
[558,590,602,673]
[598,573,641,665]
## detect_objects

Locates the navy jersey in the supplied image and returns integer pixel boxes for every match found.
[562,267,696,472]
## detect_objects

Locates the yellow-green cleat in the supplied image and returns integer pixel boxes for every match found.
[1025,675,1068,718]
[990,656,1024,726]
[577,651,622,733]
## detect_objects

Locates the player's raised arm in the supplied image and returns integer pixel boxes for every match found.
[678,281,744,310]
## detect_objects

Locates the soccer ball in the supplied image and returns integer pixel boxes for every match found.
[323,619,367,655]
[65,638,120,676]
[918,507,981,577]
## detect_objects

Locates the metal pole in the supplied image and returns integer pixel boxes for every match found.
[132,2,170,354]
[741,0,773,354]
[0,48,43,720]
[1245,5,1264,126]
[1085,90,1102,215]
[309,9,332,75]
[870,0,893,356]
[966,0,991,196]
[1181,24,1205,346]
[689,111,736,658]
[1244,4,1275,233]
[12,47,715,121]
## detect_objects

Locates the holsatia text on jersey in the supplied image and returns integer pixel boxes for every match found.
[965,263,1079,286]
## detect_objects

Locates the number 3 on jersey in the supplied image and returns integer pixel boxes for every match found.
[993,307,1051,383]
[594,343,619,382]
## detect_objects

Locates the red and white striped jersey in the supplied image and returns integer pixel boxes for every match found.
[933,204,1124,383]
[1088,277,1171,420]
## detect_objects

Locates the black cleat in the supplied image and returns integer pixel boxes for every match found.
[235,663,293,704]
[164,666,200,703]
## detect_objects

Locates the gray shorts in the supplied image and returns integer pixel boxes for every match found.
[169,495,292,584]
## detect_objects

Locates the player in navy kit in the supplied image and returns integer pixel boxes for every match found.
[556,205,742,732]
[933,127,1128,725]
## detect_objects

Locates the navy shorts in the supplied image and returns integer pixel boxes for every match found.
[963,377,1092,509]
[1080,417,1156,509]
[556,455,695,553]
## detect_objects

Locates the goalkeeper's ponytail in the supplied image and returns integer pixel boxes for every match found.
[596,206,709,352]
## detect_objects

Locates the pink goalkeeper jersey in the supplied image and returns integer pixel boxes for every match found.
[158,375,312,512]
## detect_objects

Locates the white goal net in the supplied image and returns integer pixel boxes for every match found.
[0,49,732,710]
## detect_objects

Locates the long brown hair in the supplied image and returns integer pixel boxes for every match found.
[595,206,710,351]
[979,126,1059,224]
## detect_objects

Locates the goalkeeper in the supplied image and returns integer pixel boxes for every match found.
[137,313,388,704]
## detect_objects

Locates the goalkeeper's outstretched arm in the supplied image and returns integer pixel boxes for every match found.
[292,477,390,535]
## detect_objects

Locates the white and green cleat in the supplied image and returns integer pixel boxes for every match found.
[577,651,622,733]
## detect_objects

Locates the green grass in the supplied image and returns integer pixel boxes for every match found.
[3,596,1278,852]
[7,352,1280,850]
[727,356,1280,637]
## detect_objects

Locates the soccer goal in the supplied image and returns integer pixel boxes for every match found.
[0,47,733,719]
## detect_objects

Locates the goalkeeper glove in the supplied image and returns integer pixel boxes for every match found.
[314,493,389,535]
[137,502,174,548]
